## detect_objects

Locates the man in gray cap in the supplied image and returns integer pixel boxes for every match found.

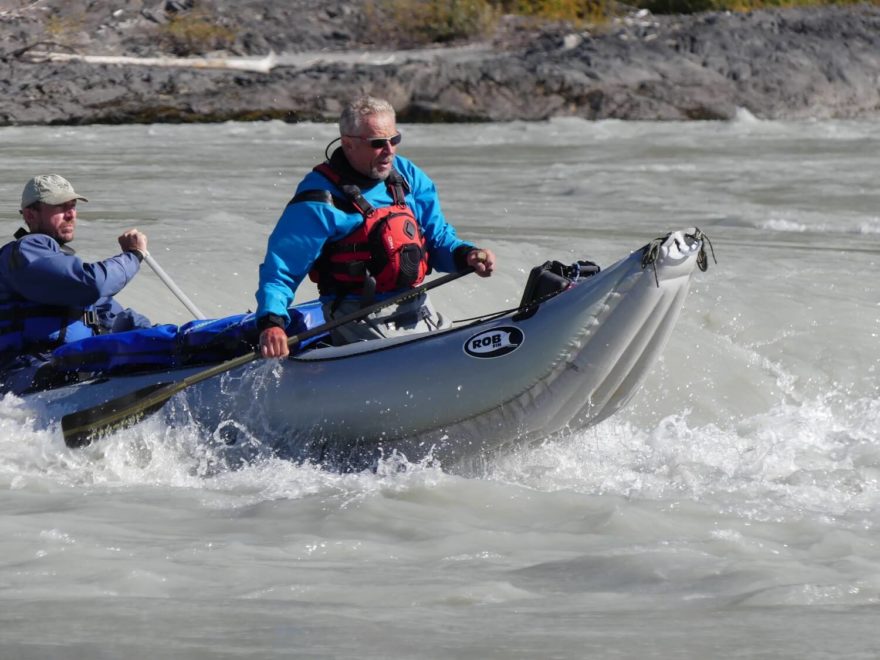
[0,174,152,392]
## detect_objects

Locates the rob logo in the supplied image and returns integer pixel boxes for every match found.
[463,326,524,359]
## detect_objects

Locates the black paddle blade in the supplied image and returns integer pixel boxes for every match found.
[61,381,178,448]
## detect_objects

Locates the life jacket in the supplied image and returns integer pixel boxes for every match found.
[291,163,429,299]
[0,233,101,356]
[0,301,99,356]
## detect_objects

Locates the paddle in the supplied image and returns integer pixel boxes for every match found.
[61,268,474,448]
[143,252,206,320]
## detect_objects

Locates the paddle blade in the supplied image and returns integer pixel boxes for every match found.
[61,381,179,448]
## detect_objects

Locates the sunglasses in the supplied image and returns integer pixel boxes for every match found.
[348,133,403,149]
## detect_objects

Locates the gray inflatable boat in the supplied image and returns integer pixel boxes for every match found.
[32,228,711,470]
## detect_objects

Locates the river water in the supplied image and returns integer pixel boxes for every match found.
[0,116,878,658]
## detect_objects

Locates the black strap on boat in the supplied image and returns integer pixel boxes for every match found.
[694,229,716,272]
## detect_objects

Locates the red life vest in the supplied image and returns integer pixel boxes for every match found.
[293,163,429,297]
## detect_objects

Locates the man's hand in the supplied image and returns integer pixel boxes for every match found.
[259,326,290,358]
[466,248,496,277]
[119,228,148,254]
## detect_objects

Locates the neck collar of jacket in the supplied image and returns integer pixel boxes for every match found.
[328,147,389,190]
[14,227,75,255]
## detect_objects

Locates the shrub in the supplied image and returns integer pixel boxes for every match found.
[158,9,237,55]
[364,0,501,45]
[367,0,864,39]
[499,0,615,23]
[634,0,863,14]
[43,12,87,46]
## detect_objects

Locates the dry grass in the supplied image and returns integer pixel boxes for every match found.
[158,9,237,56]
[365,0,864,45]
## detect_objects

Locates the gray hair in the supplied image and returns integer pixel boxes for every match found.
[339,96,396,135]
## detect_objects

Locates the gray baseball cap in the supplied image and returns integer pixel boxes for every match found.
[21,174,88,210]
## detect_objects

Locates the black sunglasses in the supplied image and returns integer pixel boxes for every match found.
[348,133,403,149]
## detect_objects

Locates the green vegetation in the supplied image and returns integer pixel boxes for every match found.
[365,0,861,45]
[501,0,615,21]
[638,0,863,14]
[43,12,87,46]
[364,0,501,46]
[158,9,237,56]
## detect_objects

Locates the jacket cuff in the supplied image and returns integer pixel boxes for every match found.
[257,314,287,332]
[453,245,475,272]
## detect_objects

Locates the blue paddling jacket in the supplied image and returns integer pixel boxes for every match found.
[256,152,474,327]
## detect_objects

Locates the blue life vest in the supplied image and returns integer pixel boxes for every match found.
[0,229,103,356]
[0,299,97,355]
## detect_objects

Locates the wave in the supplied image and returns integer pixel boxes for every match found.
[4,383,878,529]
[489,393,880,527]
[0,392,456,505]
[718,215,880,236]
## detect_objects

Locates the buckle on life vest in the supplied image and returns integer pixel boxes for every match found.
[82,309,101,333]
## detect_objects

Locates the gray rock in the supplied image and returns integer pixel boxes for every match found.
[1,2,879,124]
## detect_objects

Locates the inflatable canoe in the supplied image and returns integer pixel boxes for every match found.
[23,228,711,471]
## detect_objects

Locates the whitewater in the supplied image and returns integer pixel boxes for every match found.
[0,116,877,658]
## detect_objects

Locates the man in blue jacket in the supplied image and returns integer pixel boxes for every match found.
[0,174,151,392]
[257,96,496,357]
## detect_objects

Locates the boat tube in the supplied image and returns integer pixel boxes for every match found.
[19,228,712,471]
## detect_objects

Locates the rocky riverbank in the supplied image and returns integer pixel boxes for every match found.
[2,0,880,124]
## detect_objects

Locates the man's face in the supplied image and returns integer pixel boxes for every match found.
[341,112,399,180]
[23,200,77,244]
